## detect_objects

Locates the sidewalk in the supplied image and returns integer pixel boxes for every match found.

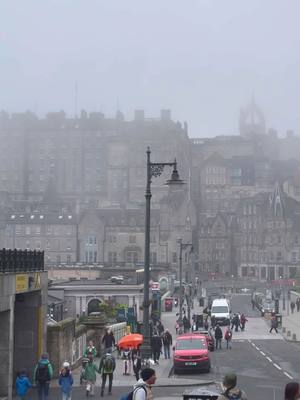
[276,297,300,341]
[70,300,212,388]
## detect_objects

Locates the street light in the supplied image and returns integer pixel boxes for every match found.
[140,147,184,360]
[178,239,193,325]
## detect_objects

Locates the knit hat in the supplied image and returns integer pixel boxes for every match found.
[223,373,237,388]
[63,361,70,368]
[141,368,155,381]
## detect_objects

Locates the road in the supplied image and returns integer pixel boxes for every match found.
[172,293,300,399]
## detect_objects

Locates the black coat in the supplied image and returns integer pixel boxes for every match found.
[215,327,223,339]
[151,336,162,351]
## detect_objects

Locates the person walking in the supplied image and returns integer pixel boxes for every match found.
[162,329,172,359]
[291,301,296,314]
[182,316,191,333]
[16,369,32,400]
[240,314,248,331]
[33,353,53,400]
[217,373,247,400]
[269,314,278,333]
[224,326,232,350]
[284,381,300,400]
[84,340,97,357]
[150,333,162,364]
[132,368,156,400]
[59,362,73,400]
[296,298,300,312]
[132,352,142,381]
[99,351,116,397]
[215,324,223,350]
[82,354,98,397]
[101,329,115,354]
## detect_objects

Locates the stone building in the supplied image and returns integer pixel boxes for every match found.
[238,183,300,280]
[3,212,77,265]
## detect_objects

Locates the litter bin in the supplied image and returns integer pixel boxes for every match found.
[183,387,219,400]
[276,314,282,328]
[199,297,204,307]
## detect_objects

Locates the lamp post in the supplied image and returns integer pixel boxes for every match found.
[140,147,184,360]
[178,239,193,325]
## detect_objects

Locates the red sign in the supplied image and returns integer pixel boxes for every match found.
[150,281,160,291]
[271,279,296,287]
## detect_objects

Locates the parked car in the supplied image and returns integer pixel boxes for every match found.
[109,276,124,284]
[193,330,215,351]
[173,333,211,374]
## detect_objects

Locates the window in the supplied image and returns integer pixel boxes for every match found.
[292,252,297,263]
[67,255,71,264]
[36,226,41,235]
[150,233,156,243]
[46,241,50,250]
[46,226,52,235]
[150,252,157,264]
[15,225,21,235]
[126,251,138,264]
[276,251,282,262]
[25,226,31,235]
[109,235,116,243]
[172,252,177,263]
[94,251,97,263]
[36,241,41,249]
[108,252,117,263]
[56,255,61,264]
[129,235,136,244]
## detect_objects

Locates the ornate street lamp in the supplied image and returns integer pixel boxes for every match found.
[140,147,184,360]
[178,239,193,325]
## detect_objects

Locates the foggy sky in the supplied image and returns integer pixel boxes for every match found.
[1,0,300,137]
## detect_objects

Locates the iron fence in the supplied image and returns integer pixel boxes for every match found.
[0,248,44,273]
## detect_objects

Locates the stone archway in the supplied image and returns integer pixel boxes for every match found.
[87,298,102,314]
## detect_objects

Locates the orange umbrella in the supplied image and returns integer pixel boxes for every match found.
[118,333,143,349]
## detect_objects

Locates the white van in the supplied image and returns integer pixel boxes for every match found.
[211,298,231,325]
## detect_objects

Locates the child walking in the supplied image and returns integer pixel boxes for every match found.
[59,362,73,400]
[16,369,32,400]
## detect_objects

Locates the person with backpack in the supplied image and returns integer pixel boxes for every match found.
[214,324,223,350]
[83,354,98,397]
[33,353,53,400]
[224,326,232,350]
[132,367,156,400]
[58,362,73,400]
[217,373,247,400]
[99,352,116,397]
[150,333,162,365]
[162,329,172,359]
[16,369,32,400]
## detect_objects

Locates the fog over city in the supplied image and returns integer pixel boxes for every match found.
[2,0,300,136]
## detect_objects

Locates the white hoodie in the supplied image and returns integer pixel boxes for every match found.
[133,378,153,400]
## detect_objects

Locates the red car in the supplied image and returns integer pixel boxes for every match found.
[194,330,215,351]
[173,333,211,374]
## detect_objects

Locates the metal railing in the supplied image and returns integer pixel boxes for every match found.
[0,248,44,273]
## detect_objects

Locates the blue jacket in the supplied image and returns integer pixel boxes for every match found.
[59,371,73,394]
[16,375,32,397]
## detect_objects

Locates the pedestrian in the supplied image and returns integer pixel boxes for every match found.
[150,333,162,364]
[284,381,300,400]
[291,301,296,314]
[269,314,278,333]
[122,348,132,375]
[297,298,300,312]
[83,354,98,397]
[33,353,53,400]
[59,362,73,400]
[133,367,156,400]
[224,326,232,350]
[214,324,223,349]
[231,314,240,332]
[217,373,247,400]
[99,351,116,397]
[156,320,164,336]
[16,369,32,400]
[251,298,255,310]
[101,329,115,354]
[132,352,142,381]
[211,315,216,329]
[204,318,209,331]
[182,316,191,333]
[240,314,248,331]
[162,329,172,359]
[84,340,97,358]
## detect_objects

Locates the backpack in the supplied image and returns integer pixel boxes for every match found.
[225,330,232,340]
[120,386,147,400]
[103,356,114,373]
[36,362,50,383]
[225,389,242,400]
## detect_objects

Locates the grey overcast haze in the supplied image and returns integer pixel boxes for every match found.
[1,0,300,137]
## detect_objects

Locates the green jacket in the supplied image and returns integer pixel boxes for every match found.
[83,362,98,383]
[33,359,54,385]
[84,346,97,358]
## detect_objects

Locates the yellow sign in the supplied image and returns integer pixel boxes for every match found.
[16,274,28,293]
